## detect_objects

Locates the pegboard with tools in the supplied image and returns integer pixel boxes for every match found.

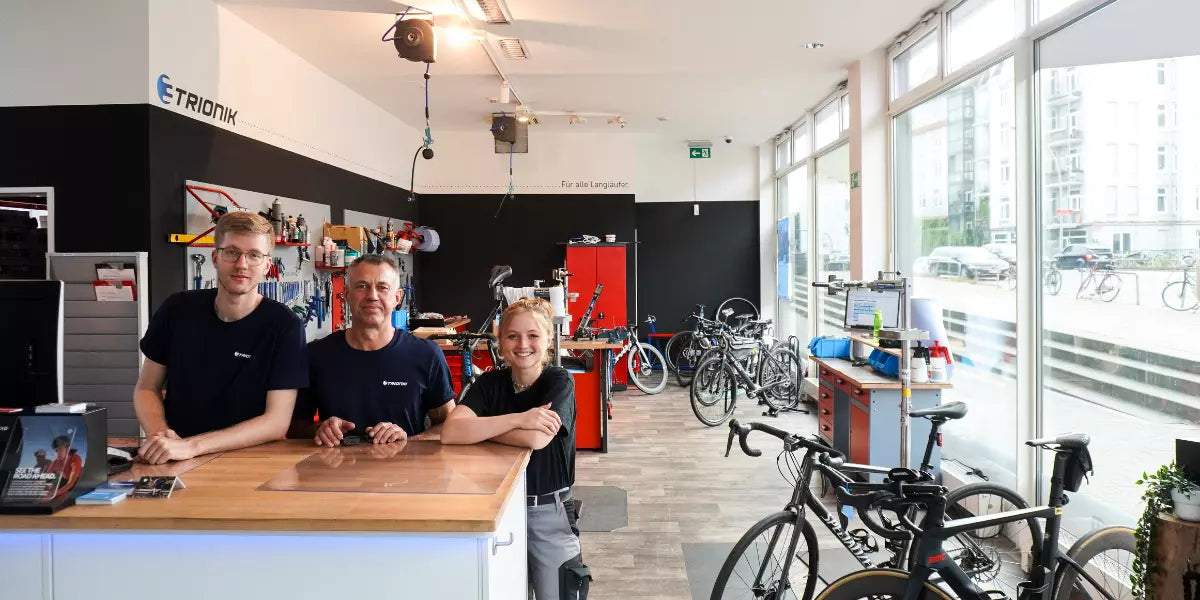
[177,180,332,341]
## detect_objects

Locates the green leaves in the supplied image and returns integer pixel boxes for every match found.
[1133,462,1197,600]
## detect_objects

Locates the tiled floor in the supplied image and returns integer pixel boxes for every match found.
[575,383,829,599]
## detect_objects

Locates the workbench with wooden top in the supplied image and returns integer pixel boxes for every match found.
[812,341,950,476]
[0,440,531,600]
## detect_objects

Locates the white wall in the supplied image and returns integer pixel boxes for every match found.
[636,137,758,203]
[758,141,776,323]
[417,130,637,195]
[148,0,420,187]
[0,0,149,106]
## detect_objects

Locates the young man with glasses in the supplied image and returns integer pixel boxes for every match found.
[133,212,307,464]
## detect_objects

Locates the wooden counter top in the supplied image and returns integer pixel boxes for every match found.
[0,440,530,533]
[811,356,952,390]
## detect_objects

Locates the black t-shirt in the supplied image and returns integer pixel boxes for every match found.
[139,289,308,439]
[460,367,576,496]
[295,330,454,436]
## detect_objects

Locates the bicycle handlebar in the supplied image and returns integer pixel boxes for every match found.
[725,420,842,460]
[427,333,498,343]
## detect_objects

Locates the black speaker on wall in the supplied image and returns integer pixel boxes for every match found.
[393,18,436,63]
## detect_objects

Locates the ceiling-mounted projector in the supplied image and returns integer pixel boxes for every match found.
[393,18,436,63]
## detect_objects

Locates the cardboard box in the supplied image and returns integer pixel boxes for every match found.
[322,224,368,255]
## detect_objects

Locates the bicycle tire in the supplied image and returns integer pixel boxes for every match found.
[674,335,706,386]
[1053,525,1135,600]
[1046,270,1062,296]
[690,355,737,426]
[1006,268,1017,291]
[457,381,473,405]
[1161,280,1197,311]
[663,331,692,374]
[913,483,1043,599]
[758,348,803,411]
[813,569,952,600]
[709,511,818,600]
[1097,273,1122,303]
[627,342,668,394]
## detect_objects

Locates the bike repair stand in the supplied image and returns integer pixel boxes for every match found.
[813,272,929,469]
[760,334,811,417]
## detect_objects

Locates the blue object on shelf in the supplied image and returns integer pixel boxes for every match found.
[808,336,851,359]
[392,309,409,330]
[867,349,899,377]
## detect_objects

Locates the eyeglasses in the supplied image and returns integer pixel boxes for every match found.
[216,247,269,266]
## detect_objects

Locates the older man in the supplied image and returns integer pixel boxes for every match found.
[291,254,455,447]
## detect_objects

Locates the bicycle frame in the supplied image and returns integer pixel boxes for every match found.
[902,451,1120,600]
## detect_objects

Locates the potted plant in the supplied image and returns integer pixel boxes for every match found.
[1133,462,1199,599]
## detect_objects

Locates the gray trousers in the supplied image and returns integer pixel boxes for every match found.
[527,500,581,600]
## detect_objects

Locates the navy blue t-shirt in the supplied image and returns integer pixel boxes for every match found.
[139,289,309,439]
[296,330,455,436]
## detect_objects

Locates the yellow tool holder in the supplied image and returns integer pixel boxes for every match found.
[168,233,215,246]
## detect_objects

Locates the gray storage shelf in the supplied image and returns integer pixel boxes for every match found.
[47,252,149,437]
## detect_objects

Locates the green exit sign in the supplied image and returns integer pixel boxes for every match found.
[689,147,711,159]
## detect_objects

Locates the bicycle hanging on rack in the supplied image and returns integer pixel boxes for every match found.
[427,332,498,403]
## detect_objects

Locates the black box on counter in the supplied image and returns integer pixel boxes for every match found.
[0,407,108,514]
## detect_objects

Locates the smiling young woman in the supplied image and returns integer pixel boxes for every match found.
[441,297,591,599]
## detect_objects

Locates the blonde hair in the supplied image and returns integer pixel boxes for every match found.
[214,212,275,252]
[500,297,555,365]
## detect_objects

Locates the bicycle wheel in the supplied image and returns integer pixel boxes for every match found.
[663,331,693,374]
[814,569,952,600]
[915,483,1043,599]
[1053,525,1135,600]
[627,342,668,394]
[1097,273,1122,302]
[676,338,713,387]
[1006,268,1017,291]
[717,297,759,325]
[758,348,802,411]
[690,355,737,426]
[1045,270,1063,296]
[1161,280,1197,311]
[710,511,818,600]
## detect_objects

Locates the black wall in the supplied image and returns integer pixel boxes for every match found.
[635,201,760,333]
[146,107,416,310]
[416,194,636,327]
[0,104,418,309]
[0,105,152,253]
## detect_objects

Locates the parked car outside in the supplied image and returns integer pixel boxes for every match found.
[917,246,1011,281]
[1053,244,1114,269]
[983,243,1017,266]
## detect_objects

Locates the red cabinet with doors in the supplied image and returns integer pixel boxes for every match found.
[564,243,627,385]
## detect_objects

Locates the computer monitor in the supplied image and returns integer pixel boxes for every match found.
[0,281,63,408]
[844,288,902,330]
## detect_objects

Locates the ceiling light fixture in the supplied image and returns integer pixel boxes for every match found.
[497,38,529,60]
[607,116,627,128]
[656,116,670,122]
[499,81,511,104]
[804,42,825,49]
[568,115,587,125]
[440,24,485,46]
[472,0,513,24]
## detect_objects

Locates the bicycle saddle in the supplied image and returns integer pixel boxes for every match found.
[909,401,967,421]
[1026,432,1090,450]
[488,265,512,288]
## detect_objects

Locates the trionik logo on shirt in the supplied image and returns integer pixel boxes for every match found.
[233,352,252,359]
[382,381,408,387]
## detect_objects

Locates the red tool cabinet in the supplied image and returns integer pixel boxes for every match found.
[564,243,628,385]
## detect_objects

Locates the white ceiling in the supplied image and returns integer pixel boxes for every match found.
[219,0,936,146]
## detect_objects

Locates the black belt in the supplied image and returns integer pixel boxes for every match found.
[526,487,571,507]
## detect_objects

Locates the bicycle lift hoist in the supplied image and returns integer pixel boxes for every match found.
[813,271,929,469]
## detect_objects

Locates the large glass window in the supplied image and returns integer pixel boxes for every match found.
[894,57,1018,490]
[815,144,851,335]
[775,136,790,170]
[792,125,810,163]
[1037,0,1200,542]
[786,167,810,341]
[892,30,940,99]
[814,101,843,149]
[948,0,1018,72]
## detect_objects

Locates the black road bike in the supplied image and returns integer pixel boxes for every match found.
[711,402,1041,600]
[815,433,1134,600]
